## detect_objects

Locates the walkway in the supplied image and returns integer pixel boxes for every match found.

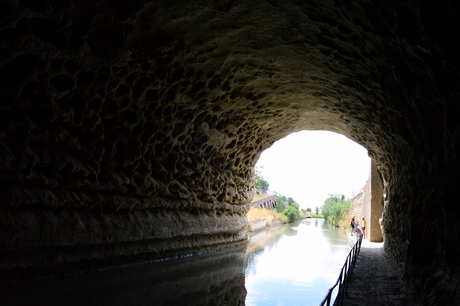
[341,238,413,306]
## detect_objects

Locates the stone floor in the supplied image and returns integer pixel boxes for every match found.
[341,238,414,306]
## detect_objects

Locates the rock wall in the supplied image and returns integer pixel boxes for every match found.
[1,0,459,303]
[362,159,384,242]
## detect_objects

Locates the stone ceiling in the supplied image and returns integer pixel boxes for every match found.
[1,0,459,304]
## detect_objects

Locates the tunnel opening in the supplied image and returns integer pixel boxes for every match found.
[253,130,370,209]
[247,129,381,240]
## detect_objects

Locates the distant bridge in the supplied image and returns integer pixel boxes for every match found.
[250,195,277,210]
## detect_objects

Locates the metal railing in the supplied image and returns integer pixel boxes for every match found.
[319,228,363,306]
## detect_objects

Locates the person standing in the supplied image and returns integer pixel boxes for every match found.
[362,217,367,239]
[350,216,356,236]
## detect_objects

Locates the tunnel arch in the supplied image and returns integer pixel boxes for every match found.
[1,0,459,304]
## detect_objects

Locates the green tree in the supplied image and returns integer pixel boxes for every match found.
[278,194,287,203]
[306,208,312,212]
[276,197,285,213]
[329,202,345,225]
[315,207,319,215]
[254,166,269,192]
[321,193,350,226]
[283,205,300,223]
[274,193,301,222]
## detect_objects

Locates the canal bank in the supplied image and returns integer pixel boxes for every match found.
[247,215,284,233]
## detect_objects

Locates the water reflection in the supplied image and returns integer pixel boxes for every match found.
[244,218,350,306]
[0,245,248,306]
[0,218,349,306]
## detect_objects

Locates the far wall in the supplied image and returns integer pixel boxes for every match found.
[362,159,384,242]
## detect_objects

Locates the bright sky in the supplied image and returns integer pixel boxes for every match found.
[255,130,371,210]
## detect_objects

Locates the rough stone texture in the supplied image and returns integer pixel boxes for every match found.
[0,0,459,304]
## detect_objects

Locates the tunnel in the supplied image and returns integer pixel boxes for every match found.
[1,0,459,304]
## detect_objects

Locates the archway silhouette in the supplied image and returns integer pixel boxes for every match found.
[1,1,459,304]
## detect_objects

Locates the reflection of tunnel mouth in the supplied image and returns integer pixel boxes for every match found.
[1,1,459,304]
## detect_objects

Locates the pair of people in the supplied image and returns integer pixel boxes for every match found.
[350,216,366,238]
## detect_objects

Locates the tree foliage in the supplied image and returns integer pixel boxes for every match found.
[253,166,301,223]
[283,205,300,223]
[276,197,285,213]
[276,193,300,222]
[254,166,269,192]
[321,193,351,226]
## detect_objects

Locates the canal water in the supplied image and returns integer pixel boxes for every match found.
[244,218,351,305]
[1,218,350,306]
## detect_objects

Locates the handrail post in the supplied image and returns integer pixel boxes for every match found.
[320,231,363,306]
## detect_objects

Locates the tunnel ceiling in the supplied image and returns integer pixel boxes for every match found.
[1,0,460,304]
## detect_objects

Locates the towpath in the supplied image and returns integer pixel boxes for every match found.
[341,239,413,306]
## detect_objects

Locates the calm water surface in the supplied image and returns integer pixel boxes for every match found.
[244,218,350,305]
[1,218,350,306]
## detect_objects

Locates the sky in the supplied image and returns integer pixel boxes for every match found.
[255,130,371,210]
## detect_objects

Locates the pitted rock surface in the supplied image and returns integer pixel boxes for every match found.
[1,1,459,304]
